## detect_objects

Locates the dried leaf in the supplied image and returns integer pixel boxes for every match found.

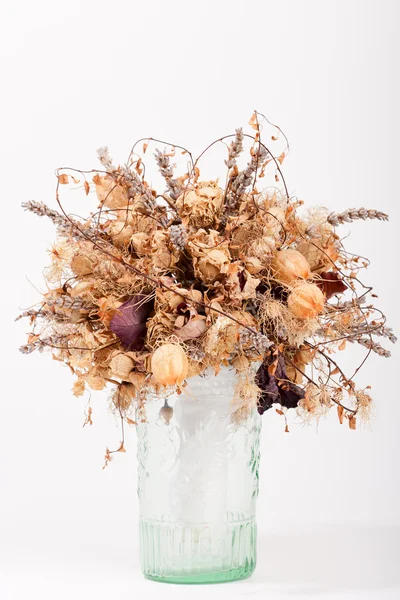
[256,352,305,414]
[276,152,286,165]
[73,379,85,397]
[84,180,90,195]
[58,174,69,184]
[110,294,154,351]
[248,112,258,130]
[317,272,347,299]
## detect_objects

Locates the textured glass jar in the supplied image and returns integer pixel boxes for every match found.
[136,366,262,584]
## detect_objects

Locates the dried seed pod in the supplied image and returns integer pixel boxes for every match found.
[287,282,325,319]
[109,223,134,247]
[159,399,174,425]
[151,344,188,386]
[110,352,135,380]
[71,254,96,276]
[271,249,311,284]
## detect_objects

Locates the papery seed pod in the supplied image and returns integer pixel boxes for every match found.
[287,282,325,319]
[70,254,96,276]
[109,223,134,247]
[151,344,188,386]
[271,249,311,284]
[159,399,174,425]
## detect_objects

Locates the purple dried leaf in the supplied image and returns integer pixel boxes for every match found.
[110,294,153,351]
[256,352,305,414]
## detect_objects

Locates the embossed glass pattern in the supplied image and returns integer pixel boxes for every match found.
[136,367,261,583]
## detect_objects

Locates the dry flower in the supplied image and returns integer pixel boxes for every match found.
[176,181,224,229]
[19,113,394,453]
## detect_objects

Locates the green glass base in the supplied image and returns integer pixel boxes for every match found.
[144,563,255,584]
[140,517,257,584]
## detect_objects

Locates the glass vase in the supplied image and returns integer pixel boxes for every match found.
[136,366,262,584]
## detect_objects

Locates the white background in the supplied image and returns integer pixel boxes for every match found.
[1,1,399,598]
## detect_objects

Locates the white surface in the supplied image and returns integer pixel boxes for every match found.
[1,0,399,598]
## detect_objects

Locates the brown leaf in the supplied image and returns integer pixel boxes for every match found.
[73,379,86,397]
[349,415,357,430]
[275,408,284,416]
[338,340,347,351]
[58,174,69,184]
[337,405,344,424]
[248,112,258,130]
[276,152,286,165]
[126,417,137,426]
[317,272,347,299]
[143,142,148,154]
[84,180,90,195]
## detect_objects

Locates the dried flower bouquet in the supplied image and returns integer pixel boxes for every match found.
[19,112,395,459]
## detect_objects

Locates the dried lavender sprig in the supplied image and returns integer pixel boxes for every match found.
[327,208,389,226]
[19,334,71,355]
[45,295,86,310]
[225,128,244,168]
[15,308,71,323]
[226,143,268,212]
[352,337,391,358]
[97,146,115,172]
[334,297,367,310]
[352,324,397,344]
[154,149,184,201]
[169,224,187,251]
[22,201,92,242]
[15,308,52,322]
